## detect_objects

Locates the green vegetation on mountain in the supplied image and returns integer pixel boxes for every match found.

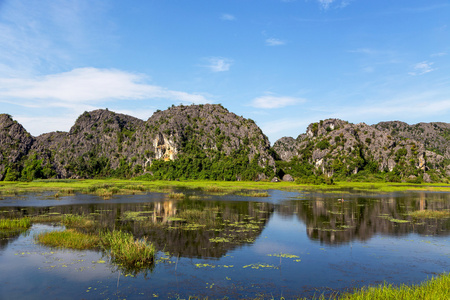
[1,105,450,183]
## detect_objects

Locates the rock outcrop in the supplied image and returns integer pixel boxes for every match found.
[273,118,447,181]
[1,104,275,180]
[0,114,35,180]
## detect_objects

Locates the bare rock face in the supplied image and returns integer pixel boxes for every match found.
[0,114,35,180]
[30,109,144,178]
[375,121,450,159]
[132,104,275,170]
[282,174,294,182]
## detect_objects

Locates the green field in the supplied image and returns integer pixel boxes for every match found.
[1,179,450,197]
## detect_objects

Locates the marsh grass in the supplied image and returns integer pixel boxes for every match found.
[236,191,270,197]
[167,192,185,199]
[409,210,450,219]
[0,217,31,229]
[2,179,450,197]
[62,214,95,228]
[334,272,450,300]
[36,229,100,250]
[100,230,155,268]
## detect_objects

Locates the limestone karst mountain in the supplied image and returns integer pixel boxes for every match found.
[273,118,450,182]
[0,104,275,180]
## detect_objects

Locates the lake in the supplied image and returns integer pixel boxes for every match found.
[1,189,449,299]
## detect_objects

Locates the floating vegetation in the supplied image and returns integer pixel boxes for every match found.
[409,210,450,219]
[379,215,410,223]
[123,211,150,222]
[194,263,234,268]
[209,237,230,243]
[243,263,278,270]
[267,253,300,259]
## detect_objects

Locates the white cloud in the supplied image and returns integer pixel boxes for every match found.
[0,68,210,108]
[221,14,236,21]
[318,0,335,9]
[317,0,353,9]
[431,52,447,57]
[265,38,286,46]
[250,95,305,109]
[409,61,435,75]
[205,57,233,72]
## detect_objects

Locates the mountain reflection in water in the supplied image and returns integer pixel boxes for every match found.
[1,191,450,254]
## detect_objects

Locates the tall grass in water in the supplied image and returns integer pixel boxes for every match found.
[338,273,450,300]
[167,192,185,199]
[305,273,450,300]
[100,230,155,268]
[62,214,95,228]
[0,217,31,229]
[36,229,100,250]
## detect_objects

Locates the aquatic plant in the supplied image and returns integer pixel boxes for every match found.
[0,217,31,229]
[61,214,95,228]
[36,229,100,250]
[167,192,185,199]
[336,272,450,300]
[100,230,155,268]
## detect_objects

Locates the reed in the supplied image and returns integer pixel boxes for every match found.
[301,273,450,300]
[0,217,31,229]
[100,230,155,268]
[61,214,95,228]
[36,229,100,250]
[167,192,185,199]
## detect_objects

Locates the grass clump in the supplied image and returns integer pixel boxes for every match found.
[167,192,185,199]
[237,191,269,197]
[62,214,95,228]
[409,210,450,219]
[36,229,100,250]
[100,230,155,268]
[336,273,450,300]
[0,217,31,229]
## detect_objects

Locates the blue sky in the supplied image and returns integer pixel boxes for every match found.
[0,0,449,143]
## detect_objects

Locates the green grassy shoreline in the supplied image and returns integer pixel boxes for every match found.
[1,179,450,197]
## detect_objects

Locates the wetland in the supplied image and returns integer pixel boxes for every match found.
[1,186,450,299]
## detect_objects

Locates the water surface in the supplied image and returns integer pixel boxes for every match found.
[1,190,449,299]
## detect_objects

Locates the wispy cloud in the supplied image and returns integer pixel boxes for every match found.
[221,13,236,21]
[318,0,335,9]
[250,95,305,109]
[205,57,233,72]
[0,68,210,108]
[317,0,353,10]
[431,52,447,57]
[0,1,111,77]
[265,38,286,46]
[409,61,435,76]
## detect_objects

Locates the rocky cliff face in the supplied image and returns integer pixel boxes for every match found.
[0,114,35,180]
[133,104,274,169]
[374,121,450,158]
[1,104,275,180]
[273,118,446,181]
